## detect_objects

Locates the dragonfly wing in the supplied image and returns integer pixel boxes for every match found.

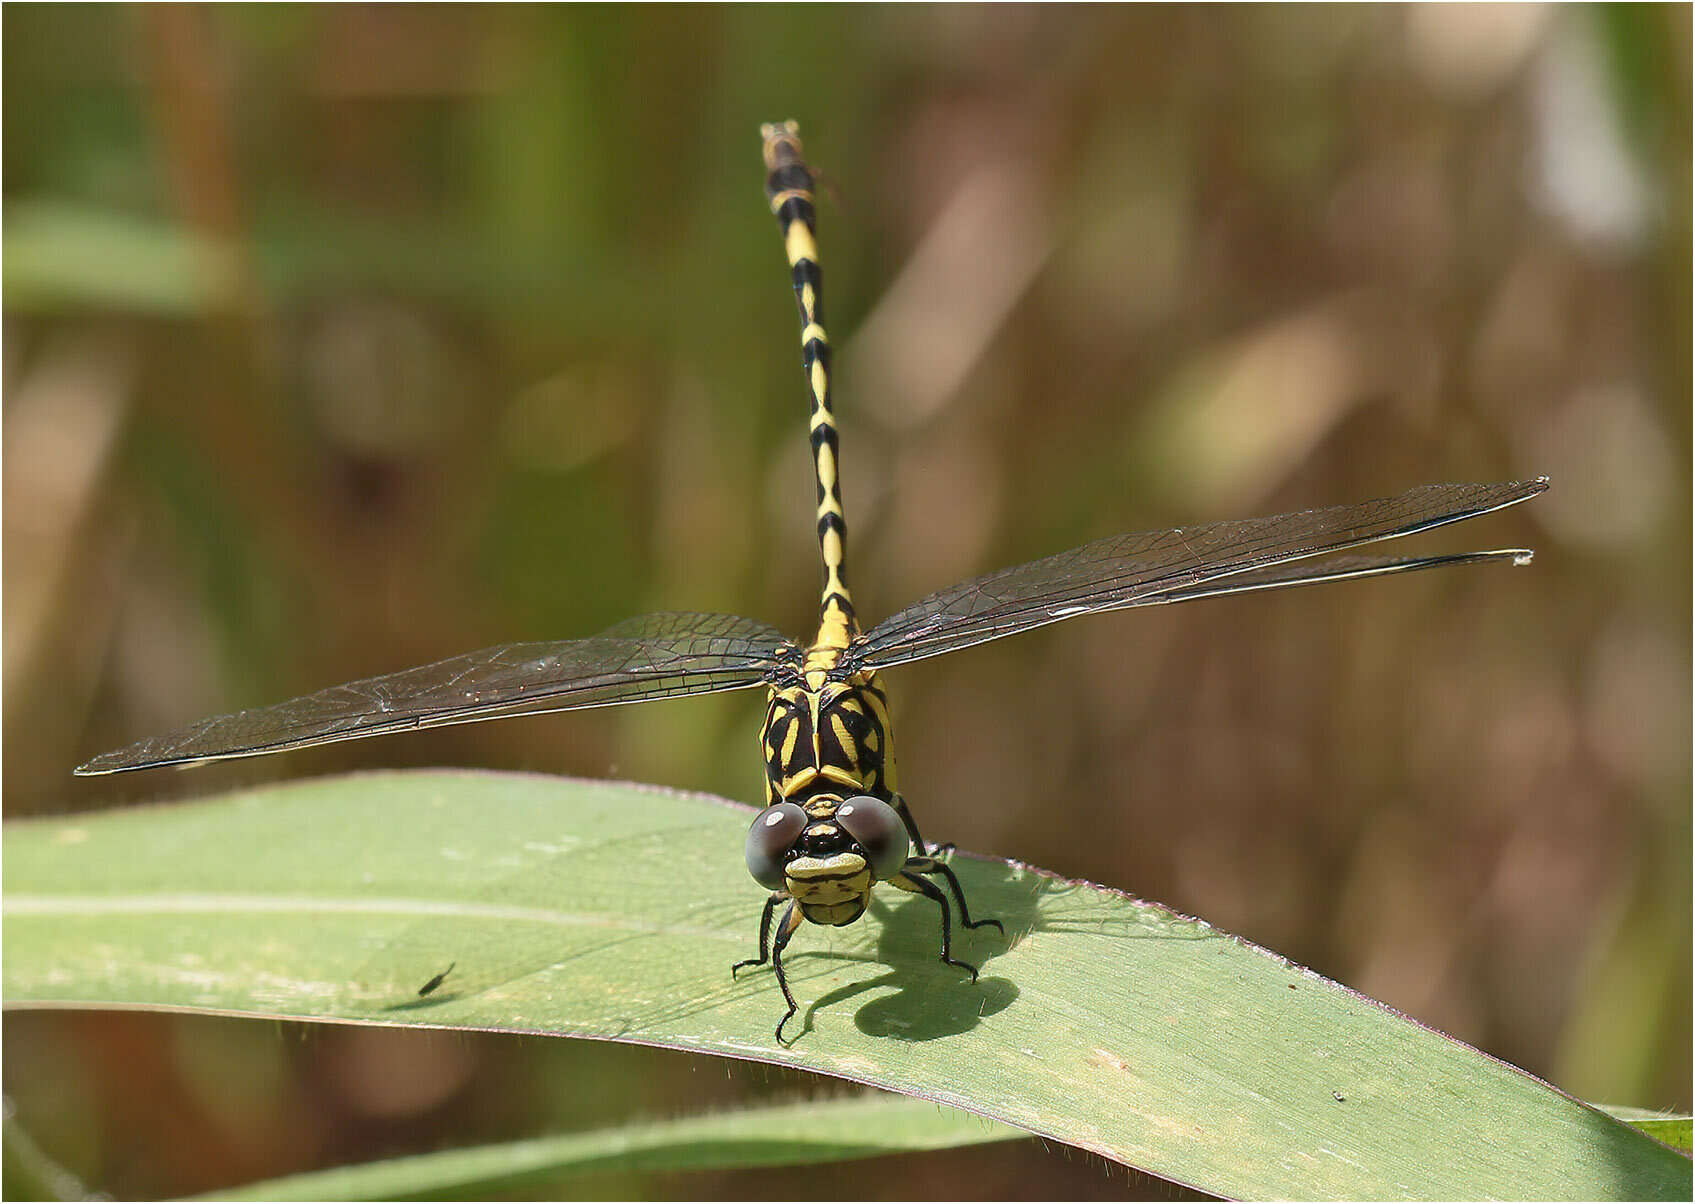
[77,612,796,774]
[848,478,1546,672]
[1151,547,1533,603]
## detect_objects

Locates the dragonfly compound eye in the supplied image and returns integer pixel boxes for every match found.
[744,802,808,890]
[835,795,910,881]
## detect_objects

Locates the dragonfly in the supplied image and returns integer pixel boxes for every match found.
[77,121,1547,1044]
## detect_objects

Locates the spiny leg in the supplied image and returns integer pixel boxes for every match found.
[731,894,805,1043]
[891,794,928,854]
[769,903,805,1045]
[908,857,1004,935]
[731,892,783,977]
[891,793,952,859]
[889,867,982,981]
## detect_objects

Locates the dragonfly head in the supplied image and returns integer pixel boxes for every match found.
[744,795,910,926]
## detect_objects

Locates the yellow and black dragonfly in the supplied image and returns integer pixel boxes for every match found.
[77,122,1546,1043]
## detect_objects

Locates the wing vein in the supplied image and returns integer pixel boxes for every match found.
[848,479,1545,671]
[77,612,796,774]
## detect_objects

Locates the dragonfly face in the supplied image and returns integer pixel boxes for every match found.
[743,792,911,927]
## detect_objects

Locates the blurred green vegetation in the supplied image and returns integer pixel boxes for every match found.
[4,4,1688,1198]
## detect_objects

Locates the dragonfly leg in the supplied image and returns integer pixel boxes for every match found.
[769,903,805,1045]
[891,794,929,854]
[909,857,1004,935]
[731,892,784,976]
[889,869,980,981]
[892,794,953,858]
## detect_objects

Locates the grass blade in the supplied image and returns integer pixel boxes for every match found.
[6,770,1688,1200]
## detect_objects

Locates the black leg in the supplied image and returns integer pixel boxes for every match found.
[891,796,959,858]
[770,903,804,1045]
[911,858,1004,935]
[732,893,782,977]
[892,794,930,854]
[891,870,980,981]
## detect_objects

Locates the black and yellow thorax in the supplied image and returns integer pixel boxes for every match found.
[761,650,896,810]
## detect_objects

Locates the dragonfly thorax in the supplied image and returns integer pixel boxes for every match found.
[761,669,895,807]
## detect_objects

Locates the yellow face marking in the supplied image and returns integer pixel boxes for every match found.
[786,854,871,906]
[800,898,867,926]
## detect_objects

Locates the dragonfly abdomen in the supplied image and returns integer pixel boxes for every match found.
[763,121,857,647]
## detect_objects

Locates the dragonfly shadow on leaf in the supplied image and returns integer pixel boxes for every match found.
[992,870,1226,945]
[778,854,1225,1043]
[865,853,1218,957]
[807,965,1019,1045]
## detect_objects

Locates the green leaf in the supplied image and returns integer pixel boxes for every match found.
[6,771,1688,1200]
[1597,1105,1694,1155]
[196,1092,1027,1201]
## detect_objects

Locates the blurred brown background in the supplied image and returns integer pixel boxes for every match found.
[4,4,1688,1199]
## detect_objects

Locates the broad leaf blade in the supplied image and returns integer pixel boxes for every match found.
[200,1092,1027,1200]
[5,770,1688,1200]
[1597,1106,1694,1155]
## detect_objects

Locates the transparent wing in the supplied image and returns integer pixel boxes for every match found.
[77,612,796,775]
[847,478,1546,672]
[1150,548,1533,602]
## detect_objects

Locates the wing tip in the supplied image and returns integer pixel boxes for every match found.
[73,751,216,776]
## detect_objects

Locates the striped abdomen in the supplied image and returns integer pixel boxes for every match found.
[762,121,856,652]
